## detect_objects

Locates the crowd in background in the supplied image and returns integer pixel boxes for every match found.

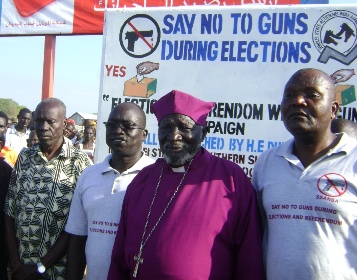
[0,109,97,167]
[1,69,357,280]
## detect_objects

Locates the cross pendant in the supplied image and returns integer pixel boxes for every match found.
[133,252,144,278]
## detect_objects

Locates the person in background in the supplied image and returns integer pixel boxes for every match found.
[0,131,13,280]
[331,118,357,139]
[85,120,97,131]
[7,117,12,129]
[0,111,17,167]
[26,130,39,148]
[77,126,96,161]
[28,111,36,131]
[65,103,154,280]
[6,108,32,154]
[108,90,264,279]
[63,119,77,145]
[74,130,83,145]
[253,68,357,279]
[4,98,92,280]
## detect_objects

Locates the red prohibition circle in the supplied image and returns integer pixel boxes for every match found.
[317,173,347,197]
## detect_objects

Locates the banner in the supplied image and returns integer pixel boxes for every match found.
[95,4,357,178]
[0,0,327,35]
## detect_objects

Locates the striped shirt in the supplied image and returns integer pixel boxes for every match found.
[4,137,92,279]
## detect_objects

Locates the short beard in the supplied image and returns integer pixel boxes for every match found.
[163,143,201,167]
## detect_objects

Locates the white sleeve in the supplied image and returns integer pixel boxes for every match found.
[65,173,88,236]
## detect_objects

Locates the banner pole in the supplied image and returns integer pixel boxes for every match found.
[42,35,56,100]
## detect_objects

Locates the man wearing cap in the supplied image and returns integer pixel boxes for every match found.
[64,119,78,145]
[107,90,264,279]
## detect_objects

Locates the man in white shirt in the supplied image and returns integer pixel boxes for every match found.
[253,68,357,280]
[6,108,32,154]
[65,102,154,280]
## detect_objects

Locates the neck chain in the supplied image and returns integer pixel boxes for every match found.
[132,159,193,278]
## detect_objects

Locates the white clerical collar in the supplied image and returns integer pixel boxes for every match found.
[171,166,185,173]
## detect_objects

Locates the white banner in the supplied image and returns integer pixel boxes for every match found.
[96,5,357,178]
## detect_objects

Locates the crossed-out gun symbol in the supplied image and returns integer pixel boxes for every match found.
[324,23,355,46]
[125,30,153,52]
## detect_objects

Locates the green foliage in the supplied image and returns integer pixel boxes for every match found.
[0,98,25,120]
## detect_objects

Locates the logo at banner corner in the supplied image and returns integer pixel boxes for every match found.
[119,14,161,58]
[313,10,357,66]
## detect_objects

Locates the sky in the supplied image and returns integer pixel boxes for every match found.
[0,0,356,117]
[0,35,102,117]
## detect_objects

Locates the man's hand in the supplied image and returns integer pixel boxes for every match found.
[330,69,355,84]
[10,263,40,280]
[136,61,159,75]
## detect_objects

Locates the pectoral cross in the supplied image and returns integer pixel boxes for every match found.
[133,250,144,278]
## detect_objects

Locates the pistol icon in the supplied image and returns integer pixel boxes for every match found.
[125,30,153,52]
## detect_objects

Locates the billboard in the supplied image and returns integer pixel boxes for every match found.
[95,4,357,178]
[0,0,327,35]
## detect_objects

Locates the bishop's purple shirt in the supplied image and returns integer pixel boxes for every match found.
[108,148,265,279]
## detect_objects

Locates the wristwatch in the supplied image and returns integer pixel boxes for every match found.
[37,261,46,274]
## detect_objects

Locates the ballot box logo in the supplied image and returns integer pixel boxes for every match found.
[312,10,357,65]
[317,173,348,197]
[123,61,159,98]
[330,68,356,106]
[119,14,161,58]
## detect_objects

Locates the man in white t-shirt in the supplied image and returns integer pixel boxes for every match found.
[65,102,154,280]
[253,68,357,279]
[6,108,32,154]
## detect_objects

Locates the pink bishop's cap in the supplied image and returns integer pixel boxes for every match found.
[151,90,215,126]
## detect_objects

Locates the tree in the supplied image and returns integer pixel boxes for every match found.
[0,98,25,120]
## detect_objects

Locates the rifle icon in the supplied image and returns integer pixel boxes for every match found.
[125,30,153,52]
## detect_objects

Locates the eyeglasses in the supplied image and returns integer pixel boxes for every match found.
[103,122,144,131]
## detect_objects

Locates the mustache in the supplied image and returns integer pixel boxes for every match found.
[164,143,183,148]
[37,133,52,138]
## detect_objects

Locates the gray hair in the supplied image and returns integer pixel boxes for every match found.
[36,98,66,117]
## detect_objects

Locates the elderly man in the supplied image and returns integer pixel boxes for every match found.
[65,103,154,280]
[253,68,357,279]
[108,90,264,279]
[6,108,32,154]
[4,98,92,280]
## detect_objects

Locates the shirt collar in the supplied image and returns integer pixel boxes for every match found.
[32,136,73,160]
[60,136,73,158]
[277,132,355,162]
[161,147,211,172]
[101,153,154,175]
[8,125,30,135]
